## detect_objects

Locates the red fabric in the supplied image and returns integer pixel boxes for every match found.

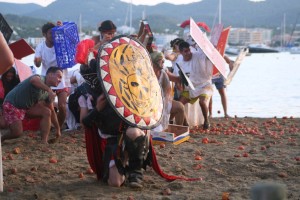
[85,126,104,180]
[75,39,97,64]
[0,80,4,99]
[22,118,40,131]
[180,19,210,32]
[85,126,202,182]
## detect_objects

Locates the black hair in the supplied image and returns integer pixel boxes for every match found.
[42,22,55,34]
[46,67,62,75]
[1,67,20,97]
[170,38,184,48]
[98,20,116,32]
[178,41,190,52]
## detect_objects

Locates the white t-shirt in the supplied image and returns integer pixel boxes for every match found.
[35,41,70,89]
[177,51,213,98]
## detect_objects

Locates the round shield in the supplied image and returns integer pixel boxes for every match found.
[97,35,163,129]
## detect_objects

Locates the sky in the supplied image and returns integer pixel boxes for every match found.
[0,0,265,7]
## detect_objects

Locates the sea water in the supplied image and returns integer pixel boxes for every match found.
[213,52,300,118]
[21,52,300,118]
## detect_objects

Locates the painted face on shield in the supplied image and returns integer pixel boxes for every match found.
[109,43,159,116]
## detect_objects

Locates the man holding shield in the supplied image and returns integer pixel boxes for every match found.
[79,32,162,188]
[177,41,214,130]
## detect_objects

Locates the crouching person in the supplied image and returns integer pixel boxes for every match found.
[1,67,62,144]
[83,93,149,188]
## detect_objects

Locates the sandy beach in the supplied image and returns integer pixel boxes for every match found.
[0,117,299,200]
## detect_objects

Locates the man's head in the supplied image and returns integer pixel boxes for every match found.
[46,67,63,87]
[179,41,192,61]
[42,22,55,44]
[150,51,164,70]
[170,38,184,49]
[98,20,116,42]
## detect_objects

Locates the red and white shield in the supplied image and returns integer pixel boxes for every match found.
[97,35,163,129]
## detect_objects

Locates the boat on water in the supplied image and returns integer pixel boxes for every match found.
[289,47,300,54]
[225,46,240,55]
[247,44,279,53]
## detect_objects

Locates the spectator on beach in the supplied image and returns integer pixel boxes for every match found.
[1,67,62,144]
[164,38,184,71]
[65,69,86,130]
[208,55,234,118]
[164,38,184,100]
[67,66,95,129]
[150,51,188,130]
[92,20,117,50]
[0,67,20,128]
[177,41,214,130]
[34,22,70,129]
[0,31,14,75]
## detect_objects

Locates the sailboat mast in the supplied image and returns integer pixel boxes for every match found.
[219,0,222,24]
[79,13,82,39]
[129,0,132,34]
[283,13,286,47]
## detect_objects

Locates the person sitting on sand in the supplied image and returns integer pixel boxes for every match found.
[150,50,188,130]
[1,67,62,144]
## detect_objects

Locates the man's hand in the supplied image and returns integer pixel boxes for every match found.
[229,60,234,71]
[96,93,107,112]
[34,57,42,67]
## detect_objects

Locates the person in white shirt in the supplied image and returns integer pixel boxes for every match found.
[34,22,70,129]
[177,41,214,130]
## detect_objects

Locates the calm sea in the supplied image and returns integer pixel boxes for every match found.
[212,52,300,118]
[21,52,300,118]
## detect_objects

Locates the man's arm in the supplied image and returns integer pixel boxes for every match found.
[82,93,107,128]
[30,75,56,102]
[0,32,14,74]
[48,102,61,138]
[224,55,234,71]
[166,70,181,83]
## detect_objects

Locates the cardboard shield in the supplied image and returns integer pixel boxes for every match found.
[97,35,163,129]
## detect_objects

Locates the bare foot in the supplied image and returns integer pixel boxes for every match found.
[224,114,232,118]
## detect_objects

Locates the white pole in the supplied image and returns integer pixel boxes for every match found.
[219,0,222,24]
[0,132,3,192]
[130,0,133,34]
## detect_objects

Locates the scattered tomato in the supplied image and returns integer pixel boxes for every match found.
[243,153,249,157]
[202,138,209,144]
[11,168,17,174]
[238,146,245,150]
[261,146,266,150]
[13,147,21,154]
[8,154,14,160]
[86,168,94,174]
[278,172,287,178]
[49,158,58,163]
[162,188,171,195]
[79,172,84,178]
[160,143,166,148]
[194,155,202,160]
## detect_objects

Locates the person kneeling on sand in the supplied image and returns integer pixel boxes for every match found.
[1,67,62,144]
